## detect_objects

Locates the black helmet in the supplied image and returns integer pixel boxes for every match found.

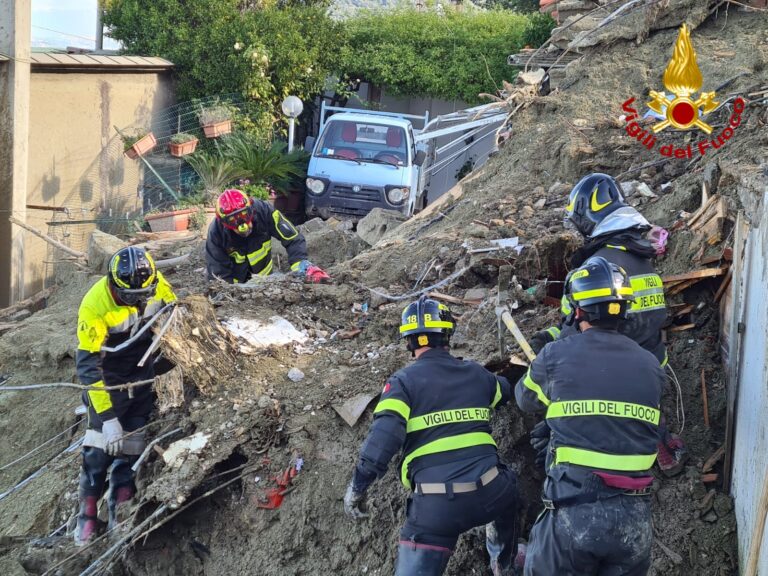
[565,173,626,237]
[399,296,455,353]
[108,247,158,306]
[564,256,633,324]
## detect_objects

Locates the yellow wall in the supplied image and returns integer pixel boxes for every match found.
[23,71,174,297]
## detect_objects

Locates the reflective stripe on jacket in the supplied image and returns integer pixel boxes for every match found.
[559,243,667,364]
[204,199,307,283]
[367,348,511,489]
[515,328,664,481]
[76,274,176,420]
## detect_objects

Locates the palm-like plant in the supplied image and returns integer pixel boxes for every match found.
[184,150,248,203]
[219,133,309,197]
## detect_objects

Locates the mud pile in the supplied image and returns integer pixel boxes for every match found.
[1,4,767,575]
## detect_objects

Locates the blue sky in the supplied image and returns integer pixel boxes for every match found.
[31,0,119,49]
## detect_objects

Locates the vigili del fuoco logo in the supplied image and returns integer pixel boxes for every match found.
[620,24,745,159]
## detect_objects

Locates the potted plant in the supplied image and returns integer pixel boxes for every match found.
[197,104,232,138]
[184,150,249,228]
[144,206,197,232]
[168,133,199,157]
[122,130,157,159]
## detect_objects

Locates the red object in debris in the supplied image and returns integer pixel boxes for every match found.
[306,265,331,284]
[256,465,299,509]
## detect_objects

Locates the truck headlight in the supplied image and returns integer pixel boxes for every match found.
[306,178,326,195]
[386,186,409,205]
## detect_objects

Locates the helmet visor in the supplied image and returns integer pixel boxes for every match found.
[220,207,253,231]
[117,285,154,306]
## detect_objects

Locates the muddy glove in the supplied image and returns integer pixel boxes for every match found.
[343,482,368,520]
[530,328,558,354]
[530,420,551,468]
[102,418,124,457]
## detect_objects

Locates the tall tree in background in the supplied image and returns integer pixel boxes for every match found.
[104,0,341,132]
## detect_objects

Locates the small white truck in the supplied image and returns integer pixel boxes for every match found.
[304,102,508,222]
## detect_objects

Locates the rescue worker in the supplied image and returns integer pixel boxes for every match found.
[343,296,520,576]
[530,172,686,475]
[205,188,329,284]
[517,256,664,575]
[75,246,176,545]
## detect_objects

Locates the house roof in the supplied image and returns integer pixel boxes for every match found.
[29,50,173,72]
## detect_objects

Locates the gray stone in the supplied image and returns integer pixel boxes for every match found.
[287,367,305,382]
[88,230,127,273]
[464,288,488,301]
[356,208,407,246]
[533,198,547,209]
[299,217,328,235]
[257,395,272,408]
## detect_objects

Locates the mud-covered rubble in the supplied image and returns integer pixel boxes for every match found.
[1,6,766,576]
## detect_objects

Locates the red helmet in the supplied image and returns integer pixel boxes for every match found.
[216,189,253,233]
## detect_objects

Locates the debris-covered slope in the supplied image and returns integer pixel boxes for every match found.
[1,4,766,575]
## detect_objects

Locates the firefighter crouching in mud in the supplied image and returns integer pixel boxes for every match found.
[205,188,330,284]
[74,247,177,545]
[343,296,524,576]
[517,256,664,575]
[530,172,687,476]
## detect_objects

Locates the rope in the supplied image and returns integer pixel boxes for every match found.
[666,363,686,436]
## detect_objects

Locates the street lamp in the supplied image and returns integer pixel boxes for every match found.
[281,95,304,153]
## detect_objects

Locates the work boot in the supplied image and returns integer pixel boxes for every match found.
[74,495,100,546]
[107,485,135,532]
[657,434,688,477]
[395,541,451,576]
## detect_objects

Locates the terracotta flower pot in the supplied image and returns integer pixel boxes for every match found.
[124,133,157,159]
[145,208,195,232]
[169,138,199,157]
[202,120,232,138]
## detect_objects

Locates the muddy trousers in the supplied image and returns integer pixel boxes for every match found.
[396,466,519,576]
[524,495,652,576]
[79,414,147,499]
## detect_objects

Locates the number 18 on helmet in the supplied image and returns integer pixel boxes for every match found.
[399,296,455,354]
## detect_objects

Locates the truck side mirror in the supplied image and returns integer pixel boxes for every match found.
[304,136,316,151]
[414,150,427,166]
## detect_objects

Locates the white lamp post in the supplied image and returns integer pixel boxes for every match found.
[281,95,304,153]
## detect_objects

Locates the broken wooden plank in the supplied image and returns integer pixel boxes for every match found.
[662,266,728,284]
[702,473,719,483]
[674,304,695,317]
[713,269,733,304]
[687,194,720,228]
[666,278,704,296]
[668,323,696,332]
[701,369,710,428]
[703,444,726,473]
[428,291,483,306]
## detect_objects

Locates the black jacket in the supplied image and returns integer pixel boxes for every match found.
[205,200,307,283]
[352,348,512,493]
[516,328,664,498]
[560,231,667,364]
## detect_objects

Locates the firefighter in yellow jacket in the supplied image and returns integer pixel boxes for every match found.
[74,246,176,545]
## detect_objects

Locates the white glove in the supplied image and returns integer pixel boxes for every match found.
[102,418,124,457]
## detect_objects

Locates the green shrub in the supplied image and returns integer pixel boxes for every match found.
[170,132,198,144]
[522,12,556,48]
[340,8,530,104]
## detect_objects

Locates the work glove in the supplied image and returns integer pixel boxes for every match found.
[529,328,557,354]
[102,418,124,457]
[292,260,331,284]
[529,420,551,469]
[343,482,368,520]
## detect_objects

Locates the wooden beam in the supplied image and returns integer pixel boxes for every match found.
[666,278,704,296]
[0,287,54,320]
[713,269,733,304]
[8,216,86,260]
[668,323,696,332]
[428,291,483,306]
[703,444,726,473]
[662,266,728,284]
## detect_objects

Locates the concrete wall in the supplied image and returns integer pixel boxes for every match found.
[21,70,174,297]
[731,188,768,573]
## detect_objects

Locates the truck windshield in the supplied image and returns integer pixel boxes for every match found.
[315,120,408,166]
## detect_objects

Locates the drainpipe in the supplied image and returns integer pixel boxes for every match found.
[95,0,103,51]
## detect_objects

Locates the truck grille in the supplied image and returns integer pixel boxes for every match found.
[329,185,382,203]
